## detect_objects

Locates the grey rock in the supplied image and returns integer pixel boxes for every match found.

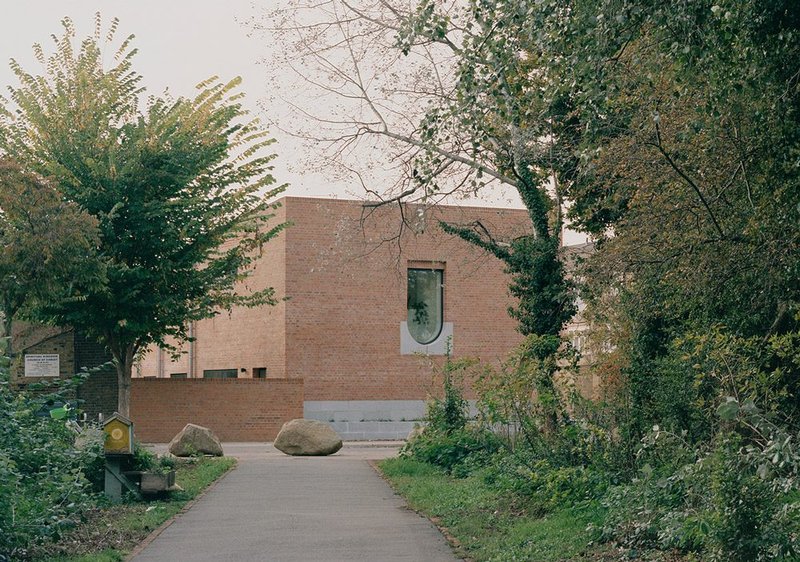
[168,423,223,457]
[274,419,342,456]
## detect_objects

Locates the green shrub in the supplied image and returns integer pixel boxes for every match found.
[402,426,502,475]
[0,338,108,557]
[78,430,106,493]
[481,450,609,516]
[617,327,800,451]
[426,376,468,436]
[158,454,177,472]
[0,373,103,558]
[126,444,176,475]
[128,441,158,472]
[423,342,473,436]
[404,345,503,475]
[531,463,608,513]
[602,416,800,561]
[475,335,567,452]
[684,328,800,430]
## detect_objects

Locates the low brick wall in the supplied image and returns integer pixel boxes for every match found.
[130,378,304,442]
[77,368,118,422]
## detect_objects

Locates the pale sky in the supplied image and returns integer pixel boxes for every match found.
[0,2,587,243]
[0,1,324,194]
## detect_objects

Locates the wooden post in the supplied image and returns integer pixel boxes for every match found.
[102,412,140,501]
[104,456,123,502]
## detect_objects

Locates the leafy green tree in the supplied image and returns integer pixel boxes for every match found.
[0,158,101,351]
[550,0,800,434]
[264,1,580,442]
[268,0,799,435]
[396,0,800,455]
[264,1,576,338]
[0,17,287,416]
[395,0,799,435]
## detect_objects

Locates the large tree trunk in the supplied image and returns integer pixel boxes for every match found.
[113,344,136,418]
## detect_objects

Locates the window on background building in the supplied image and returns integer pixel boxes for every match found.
[169,373,187,379]
[253,367,267,379]
[202,369,237,379]
[407,268,444,344]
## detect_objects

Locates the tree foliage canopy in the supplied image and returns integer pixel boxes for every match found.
[548,0,800,334]
[0,16,287,413]
[0,159,101,341]
[264,1,578,336]
[268,0,800,445]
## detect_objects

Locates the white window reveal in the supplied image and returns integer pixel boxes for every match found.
[401,263,452,355]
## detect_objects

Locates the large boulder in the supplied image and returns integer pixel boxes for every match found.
[168,423,223,457]
[274,419,342,456]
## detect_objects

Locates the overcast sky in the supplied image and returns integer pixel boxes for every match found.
[0,2,262,102]
[0,1,337,198]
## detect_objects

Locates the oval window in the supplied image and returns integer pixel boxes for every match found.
[407,268,443,344]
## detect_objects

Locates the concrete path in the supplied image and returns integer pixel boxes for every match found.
[131,443,460,562]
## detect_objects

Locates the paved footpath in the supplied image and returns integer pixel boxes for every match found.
[131,443,460,562]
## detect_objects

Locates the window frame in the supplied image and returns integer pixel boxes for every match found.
[406,265,445,345]
[202,369,238,379]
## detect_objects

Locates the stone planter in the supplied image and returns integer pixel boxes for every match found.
[124,470,178,495]
[140,470,176,493]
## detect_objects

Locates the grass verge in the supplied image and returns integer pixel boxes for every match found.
[378,457,685,562]
[30,456,236,562]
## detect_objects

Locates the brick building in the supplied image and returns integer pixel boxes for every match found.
[11,197,594,441]
[10,324,117,421]
[137,197,532,439]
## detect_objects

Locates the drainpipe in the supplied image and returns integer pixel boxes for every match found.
[189,321,196,378]
[157,347,163,378]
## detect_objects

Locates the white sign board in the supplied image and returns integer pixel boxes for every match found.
[24,354,60,377]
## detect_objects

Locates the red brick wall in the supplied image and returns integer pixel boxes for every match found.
[136,197,530,402]
[191,202,288,378]
[282,198,528,401]
[130,378,303,442]
[137,202,287,379]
